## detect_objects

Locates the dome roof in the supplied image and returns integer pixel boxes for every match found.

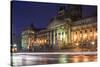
[22,24,36,35]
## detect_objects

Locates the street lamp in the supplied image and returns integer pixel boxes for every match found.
[12,44,17,53]
[13,44,17,47]
[91,41,95,45]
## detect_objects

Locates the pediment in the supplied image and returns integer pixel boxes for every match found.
[47,20,65,29]
[47,18,72,29]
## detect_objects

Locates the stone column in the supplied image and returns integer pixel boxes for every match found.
[68,27,71,43]
[53,29,56,46]
[48,31,50,45]
[51,30,54,48]
[49,31,52,45]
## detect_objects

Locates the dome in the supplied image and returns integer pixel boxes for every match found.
[22,24,36,35]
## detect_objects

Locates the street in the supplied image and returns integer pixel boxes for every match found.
[11,52,97,66]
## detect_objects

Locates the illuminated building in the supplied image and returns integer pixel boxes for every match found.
[21,5,97,51]
[21,24,36,50]
[71,16,97,49]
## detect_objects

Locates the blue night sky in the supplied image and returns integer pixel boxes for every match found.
[11,1,97,37]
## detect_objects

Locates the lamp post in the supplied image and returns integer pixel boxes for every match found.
[12,44,17,53]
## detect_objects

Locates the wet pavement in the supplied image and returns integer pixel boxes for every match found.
[11,52,97,66]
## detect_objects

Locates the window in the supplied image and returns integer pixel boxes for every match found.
[76,32,77,34]
[85,30,87,33]
[90,29,92,32]
[80,31,82,33]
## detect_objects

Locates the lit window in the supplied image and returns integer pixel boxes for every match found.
[75,43,79,46]
[74,34,77,41]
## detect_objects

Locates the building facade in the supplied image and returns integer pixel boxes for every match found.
[71,17,97,49]
[21,25,35,50]
[21,5,97,51]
